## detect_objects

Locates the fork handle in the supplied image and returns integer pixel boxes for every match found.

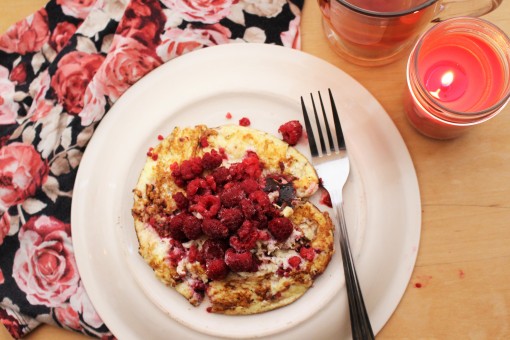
[336,203,375,340]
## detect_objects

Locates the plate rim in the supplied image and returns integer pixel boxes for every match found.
[71,43,421,340]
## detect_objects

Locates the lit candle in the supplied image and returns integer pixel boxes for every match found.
[405,18,510,139]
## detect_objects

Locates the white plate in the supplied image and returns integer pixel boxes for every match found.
[72,43,421,340]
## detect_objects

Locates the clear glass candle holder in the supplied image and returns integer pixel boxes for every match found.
[405,17,510,139]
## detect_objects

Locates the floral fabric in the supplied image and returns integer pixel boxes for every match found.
[0,0,304,338]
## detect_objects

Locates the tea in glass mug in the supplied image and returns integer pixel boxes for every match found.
[318,0,502,66]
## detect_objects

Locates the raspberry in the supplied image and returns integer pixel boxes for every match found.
[242,151,262,179]
[240,198,256,219]
[205,175,217,192]
[200,136,209,147]
[224,249,255,272]
[206,258,229,280]
[299,246,316,261]
[170,162,185,188]
[230,221,259,251]
[268,217,294,242]
[219,207,244,232]
[248,190,271,209]
[172,192,189,210]
[239,117,251,126]
[220,185,245,208]
[188,244,203,263]
[228,163,246,181]
[278,120,303,146]
[180,157,203,180]
[212,166,230,185]
[202,149,223,170]
[186,178,209,197]
[251,213,268,229]
[288,256,302,268]
[202,219,229,239]
[240,178,260,194]
[320,189,332,208]
[202,239,228,260]
[167,213,187,241]
[190,194,221,219]
[182,214,202,240]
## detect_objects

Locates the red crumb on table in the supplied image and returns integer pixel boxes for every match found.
[226,112,232,119]
[458,269,465,279]
[239,117,250,126]
[157,134,164,140]
[320,189,332,208]
[278,120,303,145]
[414,282,422,288]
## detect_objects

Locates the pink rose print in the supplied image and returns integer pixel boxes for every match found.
[160,0,238,24]
[9,62,27,85]
[54,304,81,331]
[117,0,166,48]
[13,216,80,307]
[0,66,19,125]
[281,16,301,49]
[156,24,231,61]
[0,309,22,338]
[0,9,50,55]
[0,143,49,211]
[26,70,55,122]
[79,78,106,126]
[70,281,104,328]
[50,22,78,53]
[96,36,162,102]
[51,51,105,114]
[0,211,10,246]
[57,0,97,19]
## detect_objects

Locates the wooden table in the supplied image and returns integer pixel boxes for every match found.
[1,1,509,339]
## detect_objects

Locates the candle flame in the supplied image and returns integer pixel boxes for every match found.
[441,71,454,87]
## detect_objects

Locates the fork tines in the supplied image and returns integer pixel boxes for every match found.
[300,88,346,158]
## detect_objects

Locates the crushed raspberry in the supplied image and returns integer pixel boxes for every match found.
[225,249,255,272]
[239,117,250,126]
[228,163,246,181]
[179,158,203,181]
[226,112,232,119]
[211,166,230,185]
[172,192,189,210]
[248,190,271,209]
[240,178,260,194]
[205,175,217,192]
[200,136,209,147]
[202,219,229,239]
[168,247,185,264]
[147,147,154,157]
[239,198,256,219]
[268,217,294,242]
[242,151,262,179]
[151,153,158,161]
[278,120,303,146]
[190,194,221,219]
[186,178,209,197]
[258,230,270,241]
[219,207,244,232]
[299,246,316,261]
[158,134,164,140]
[230,221,259,251]
[220,184,246,208]
[167,214,187,241]
[188,244,202,263]
[320,189,332,208]
[202,150,223,170]
[182,214,202,240]
[202,239,228,260]
[288,256,302,268]
[206,258,228,280]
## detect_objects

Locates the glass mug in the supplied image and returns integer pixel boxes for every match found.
[318,0,503,66]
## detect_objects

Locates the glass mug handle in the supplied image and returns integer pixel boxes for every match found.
[433,0,502,22]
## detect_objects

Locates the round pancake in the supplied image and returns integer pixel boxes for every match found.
[131,124,334,314]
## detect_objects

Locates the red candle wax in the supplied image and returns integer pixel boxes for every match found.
[417,33,504,112]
